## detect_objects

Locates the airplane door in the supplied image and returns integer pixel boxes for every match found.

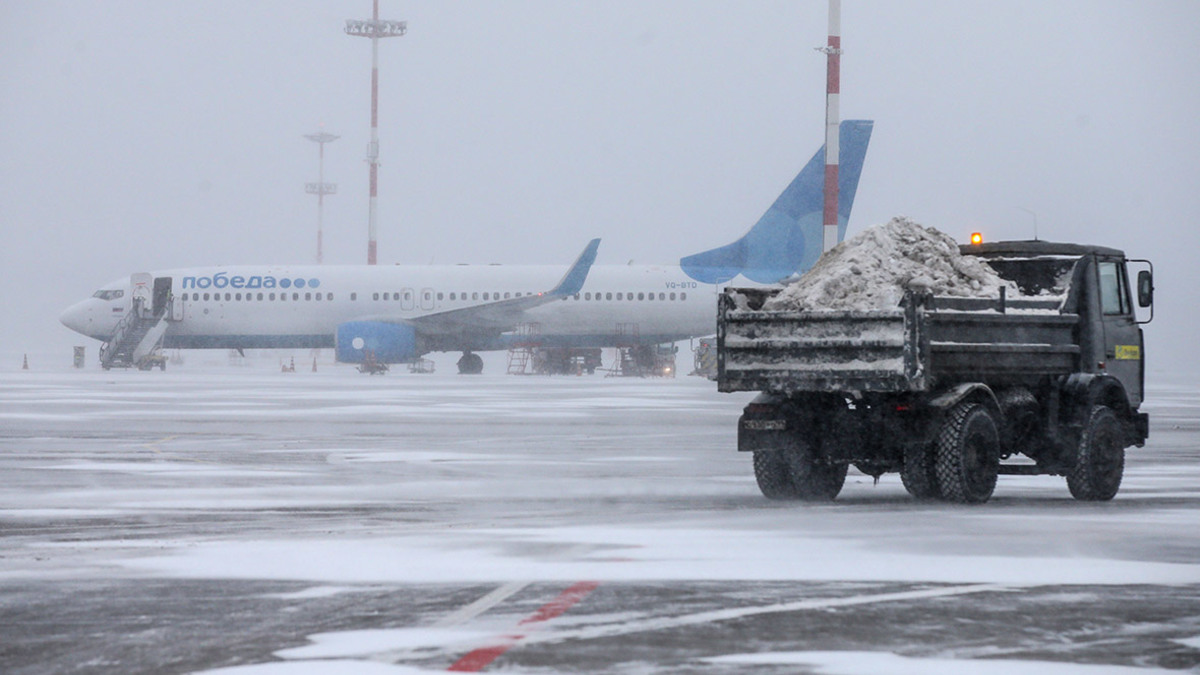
[1097,259,1143,407]
[420,287,435,311]
[152,277,172,317]
[130,272,153,318]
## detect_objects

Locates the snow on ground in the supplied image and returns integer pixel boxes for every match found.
[764,217,1019,311]
[703,651,1183,674]
[3,359,1200,673]
[191,662,433,675]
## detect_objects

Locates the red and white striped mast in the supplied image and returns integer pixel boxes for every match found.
[304,129,339,264]
[818,0,842,253]
[346,0,406,265]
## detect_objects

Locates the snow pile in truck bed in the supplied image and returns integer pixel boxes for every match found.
[763,217,1019,312]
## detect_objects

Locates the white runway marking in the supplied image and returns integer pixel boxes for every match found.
[432,581,530,628]
[520,583,1011,647]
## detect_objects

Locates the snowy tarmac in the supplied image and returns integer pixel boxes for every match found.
[2,354,1200,674]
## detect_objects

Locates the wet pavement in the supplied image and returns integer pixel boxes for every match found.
[2,361,1199,673]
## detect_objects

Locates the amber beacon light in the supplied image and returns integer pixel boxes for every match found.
[970,232,984,245]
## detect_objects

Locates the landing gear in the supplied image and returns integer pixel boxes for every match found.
[457,351,484,375]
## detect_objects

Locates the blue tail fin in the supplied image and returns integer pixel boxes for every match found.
[680,119,873,284]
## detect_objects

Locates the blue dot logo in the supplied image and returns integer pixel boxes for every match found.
[280,278,292,289]
[294,278,306,289]
[308,278,320,288]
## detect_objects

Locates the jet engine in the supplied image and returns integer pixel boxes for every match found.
[335,321,420,363]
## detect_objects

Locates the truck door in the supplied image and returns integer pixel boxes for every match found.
[1097,258,1143,406]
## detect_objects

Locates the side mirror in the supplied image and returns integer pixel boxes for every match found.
[1137,270,1153,308]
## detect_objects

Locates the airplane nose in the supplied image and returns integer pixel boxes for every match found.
[59,300,93,336]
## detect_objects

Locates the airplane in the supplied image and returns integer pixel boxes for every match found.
[60,120,872,374]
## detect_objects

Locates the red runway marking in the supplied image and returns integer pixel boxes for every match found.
[448,581,599,672]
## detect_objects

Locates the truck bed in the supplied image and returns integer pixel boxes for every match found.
[717,288,1079,394]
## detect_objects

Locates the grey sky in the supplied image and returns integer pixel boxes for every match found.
[2,1,1197,374]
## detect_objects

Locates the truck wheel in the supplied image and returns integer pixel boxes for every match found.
[1067,405,1124,501]
[935,402,1000,504]
[901,444,940,500]
[791,456,847,501]
[752,449,847,501]
[753,451,798,500]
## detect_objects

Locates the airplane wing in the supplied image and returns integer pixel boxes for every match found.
[367,238,600,337]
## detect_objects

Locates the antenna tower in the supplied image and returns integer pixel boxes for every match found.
[346,0,406,265]
[304,129,339,264]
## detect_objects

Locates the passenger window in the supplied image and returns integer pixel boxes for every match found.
[484,293,490,301]
[327,293,333,301]
[504,292,511,299]
[670,292,676,301]
[472,292,479,301]
[1098,261,1130,315]
[436,292,443,300]
[203,293,210,301]
[307,293,314,301]
[293,293,299,301]
[606,293,612,300]
[258,293,264,301]
[681,292,687,301]
[584,292,591,300]
[638,293,645,301]
[350,293,356,301]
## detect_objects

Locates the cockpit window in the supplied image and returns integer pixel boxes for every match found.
[92,289,124,301]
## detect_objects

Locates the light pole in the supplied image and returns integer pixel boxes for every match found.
[817,0,842,253]
[304,130,339,264]
[346,0,406,265]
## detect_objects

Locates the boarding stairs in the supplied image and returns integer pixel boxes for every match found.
[507,323,543,375]
[99,297,171,370]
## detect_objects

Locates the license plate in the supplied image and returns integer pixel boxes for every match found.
[743,419,786,431]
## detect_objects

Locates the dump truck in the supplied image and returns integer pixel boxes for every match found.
[717,240,1154,503]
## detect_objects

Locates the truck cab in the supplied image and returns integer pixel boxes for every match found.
[969,241,1151,410]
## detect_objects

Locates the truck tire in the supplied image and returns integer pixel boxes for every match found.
[1067,405,1124,501]
[753,451,799,500]
[791,454,847,501]
[935,401,1000,504]
[901,444,940,500]
[752,449,847,501]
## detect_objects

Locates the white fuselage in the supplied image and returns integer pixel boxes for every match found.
[61,263,719,352]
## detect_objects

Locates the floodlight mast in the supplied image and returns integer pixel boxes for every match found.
[817,0,842,253]
[304,130,339,264]
[346,0,406,265]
